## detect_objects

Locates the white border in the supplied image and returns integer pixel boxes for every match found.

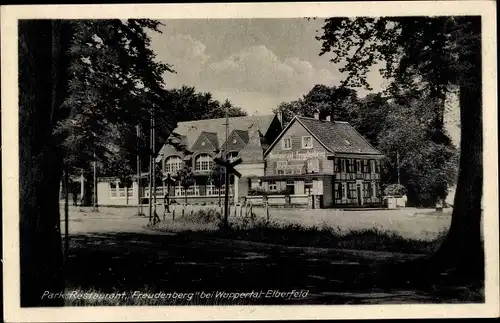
[2,2,498,321]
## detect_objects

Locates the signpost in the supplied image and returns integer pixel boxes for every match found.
[214,156,242,229]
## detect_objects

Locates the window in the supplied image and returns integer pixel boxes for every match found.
[195,154,212,171]
[206,180,225,196]
[175,183,200,197]
[305,179,313,194]
[347,182,357,198]
[375,160,381,173]
[341,183,347,198]
[375,182,381,197]
[286,179,295,194]
[363,160,370,173]
[334,182,341,199]
[165,156,183,174]
[302,136,313,149]
[364,182,372,198]
[174,185,183,197]
[282,137,292,150]
[276,161,288,169]
[370,160,376,173]
[268,180,278,191]
[277,170,285,175]
[341,159,347,173]
[347,159,355,173]
[355,160,362,173]
[306,159,320,173]
[110,182,117,197]
[334,158,341,173]
[285,169,294,175]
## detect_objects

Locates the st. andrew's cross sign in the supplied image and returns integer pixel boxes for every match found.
[214,156,242,229]
[214,157,242,178]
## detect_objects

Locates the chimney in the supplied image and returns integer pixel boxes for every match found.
[277,111,283,127]
[325,115,331,122]
[313,109,320,120]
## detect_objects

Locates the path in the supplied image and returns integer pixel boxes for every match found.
[60,206,475,305]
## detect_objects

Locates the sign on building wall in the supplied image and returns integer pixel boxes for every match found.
[268,151,326,161]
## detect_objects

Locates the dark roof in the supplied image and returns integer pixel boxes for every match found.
[172,115,276,149]
[297,117,382,155]
[234,129,249,144]
[202,131,219,149]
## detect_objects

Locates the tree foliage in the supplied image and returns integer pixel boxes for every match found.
[274,84,358,123]
[175,166,195,204]
[58,19,173,175]
[98,86,246,180]
[317,16,483,279]
[378,96,459,205]
[19,19,173,305]
[209,164,226,205]
[275,84,458,206]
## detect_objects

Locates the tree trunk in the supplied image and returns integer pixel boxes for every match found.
[19,20,65,306]
[433,18,483,280]
[64,170,69,265]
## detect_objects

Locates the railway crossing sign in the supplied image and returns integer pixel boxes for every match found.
[214,157,242,178]
[214,156,242,230]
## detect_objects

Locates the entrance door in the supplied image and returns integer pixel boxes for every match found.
[357,184,362,205]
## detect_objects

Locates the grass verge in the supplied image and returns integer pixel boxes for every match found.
[148,208,447,254]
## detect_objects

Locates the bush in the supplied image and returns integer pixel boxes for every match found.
[383,184,407,197]
[179,208,223,224]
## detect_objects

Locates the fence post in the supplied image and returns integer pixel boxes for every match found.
[172,209,175,221]
[265,202,270,221]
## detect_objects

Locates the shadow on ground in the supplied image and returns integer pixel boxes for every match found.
[66,230,483,305]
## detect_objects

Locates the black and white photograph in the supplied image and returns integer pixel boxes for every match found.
[2,2,498,321]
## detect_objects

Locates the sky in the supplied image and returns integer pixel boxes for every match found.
[148,18,460,146]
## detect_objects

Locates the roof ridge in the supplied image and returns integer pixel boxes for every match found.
[298,116,350,124]
[177,114,275,125]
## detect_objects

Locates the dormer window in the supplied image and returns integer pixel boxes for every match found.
[302,136,313,149]
[195,154,212,171]
[282,137,292,150]
[165,156,183,174]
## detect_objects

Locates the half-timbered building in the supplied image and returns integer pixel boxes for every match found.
[260,111,384,208]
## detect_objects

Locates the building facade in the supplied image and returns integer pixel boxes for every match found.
[259,112,384,208]
[154,114,282,204]
[96,112,385,208]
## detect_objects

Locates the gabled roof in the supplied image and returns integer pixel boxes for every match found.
[172,115,277,149]
[219,129,250,152]
[203,132,219,148]
[156,134,189,162]
[264,116,383,156]
[238,127,264,163]
[234,129,249,144]
[191,131,219,151]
